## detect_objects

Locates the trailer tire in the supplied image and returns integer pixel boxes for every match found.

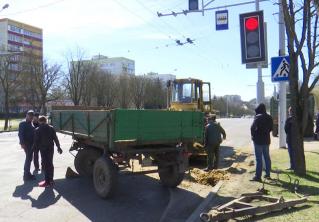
[158,164,184,187]
[74,149,102,177]
[93,156,117,198]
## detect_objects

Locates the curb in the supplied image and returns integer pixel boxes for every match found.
[185,180,224,222]
[0,130,18,133]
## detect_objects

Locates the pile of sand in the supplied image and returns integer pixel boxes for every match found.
[190,168,229,186]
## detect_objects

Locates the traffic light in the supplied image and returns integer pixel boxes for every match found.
[189,0,198,11]
[239,11,266,64]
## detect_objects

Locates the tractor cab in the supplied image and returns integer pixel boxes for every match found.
[167,78,212,114]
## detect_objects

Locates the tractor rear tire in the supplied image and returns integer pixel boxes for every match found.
[158,164,184,188]
[74,149,102,177]
[93,156,117,198]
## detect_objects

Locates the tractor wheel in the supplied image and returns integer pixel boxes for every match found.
[74,149,102,177]
[158,164,184,187]
[93,156,117,198]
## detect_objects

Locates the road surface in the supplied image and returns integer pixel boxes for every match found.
[0,132,206,222]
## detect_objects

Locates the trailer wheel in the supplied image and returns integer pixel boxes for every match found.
[93,156,117,198]
[74,149,102,177]
[158,164,184,187]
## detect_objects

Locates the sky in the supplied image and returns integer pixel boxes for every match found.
[2,0,282,101]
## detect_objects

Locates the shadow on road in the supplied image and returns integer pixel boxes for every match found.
[27,187,62,209]
[12,181,37,200]
[51,173,203,222]
[190,146,250,170]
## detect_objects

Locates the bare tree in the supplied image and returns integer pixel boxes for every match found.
[0,53,21,130]
[65,48,89,106]
[144,78,166,109]
[118,74,131,108]
[81,63,98,106]
[282,0,319,175]
[37,61,62,114]
[130,75,146,109]
[93,70,118,108]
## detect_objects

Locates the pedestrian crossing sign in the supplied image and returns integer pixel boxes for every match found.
[271,56,290,82]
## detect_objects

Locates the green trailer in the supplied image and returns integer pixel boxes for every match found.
[51,108,204,198]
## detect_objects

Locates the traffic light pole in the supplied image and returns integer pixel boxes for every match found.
[255,0,265,105]
[278,0,287,148]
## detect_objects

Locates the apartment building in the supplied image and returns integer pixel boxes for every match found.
[0,18,43,112]
[0,18,43,58]
[90,55,135,75]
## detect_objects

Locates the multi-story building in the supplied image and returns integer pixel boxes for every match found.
[145,72,176,83]
[0,18,43,112]
[90,55,135,75]
[0,18,43,60]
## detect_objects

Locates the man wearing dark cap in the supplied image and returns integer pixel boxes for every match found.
[250,103,273,182]
[18,110,36,181]
[34,116,62,187]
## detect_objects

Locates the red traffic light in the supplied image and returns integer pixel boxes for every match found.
[245,17,259,31]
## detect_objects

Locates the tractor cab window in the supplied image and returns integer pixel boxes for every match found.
[172,82,194,103]
[203,83,210,102]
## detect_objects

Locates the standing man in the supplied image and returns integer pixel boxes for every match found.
[284,107,295,170]
[250,103,273,182]
[205,115,226,171]
[18,110,36,181]
[314,112,319,140]
[32,112,41,171]
[34,116,62,187]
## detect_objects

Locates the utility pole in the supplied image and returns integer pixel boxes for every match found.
[255,0,265,106]
[278,0,287,148]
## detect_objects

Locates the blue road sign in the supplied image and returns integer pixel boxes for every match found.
[271,56,290,82]
[216,10,228,30]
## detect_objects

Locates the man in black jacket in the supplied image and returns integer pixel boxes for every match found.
[34,116,62,187]
[284,107,295,170]
[250,103,273,182]
[18,110,36,181]
[32,112,42,171]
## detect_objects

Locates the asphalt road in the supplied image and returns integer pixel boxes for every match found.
[0,132,206,222]
[219,118,254,149]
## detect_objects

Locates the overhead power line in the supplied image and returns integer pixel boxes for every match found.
[3,0,69,16]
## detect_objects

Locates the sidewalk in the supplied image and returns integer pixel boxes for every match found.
[187,138,319,222]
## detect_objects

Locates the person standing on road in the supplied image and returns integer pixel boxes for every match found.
[34,116,63,187]
[284,107,295,170]
[314,112,319,140]
[204,115,226,171]
[32,112,42,171]
[18,110,36,181]
[250,103,273,182]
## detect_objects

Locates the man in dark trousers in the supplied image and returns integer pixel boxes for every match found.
[34,116,63,187]
[32,112,42,171]
[314,112,319,140]
[250,103,273,182]
[205,115,226,171]
[18,110,36,181]
[284,107,295,170]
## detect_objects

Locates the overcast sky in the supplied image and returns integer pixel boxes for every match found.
[3,0,282,101]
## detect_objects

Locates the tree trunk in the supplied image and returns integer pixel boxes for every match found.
[288,51,306,175]
[4,91,9,131]
[292,114,306,175]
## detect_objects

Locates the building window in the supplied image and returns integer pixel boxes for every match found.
[8,25,42,40]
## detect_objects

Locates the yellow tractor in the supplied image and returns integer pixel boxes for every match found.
[167,78,212,114]
[167,78,213,156]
